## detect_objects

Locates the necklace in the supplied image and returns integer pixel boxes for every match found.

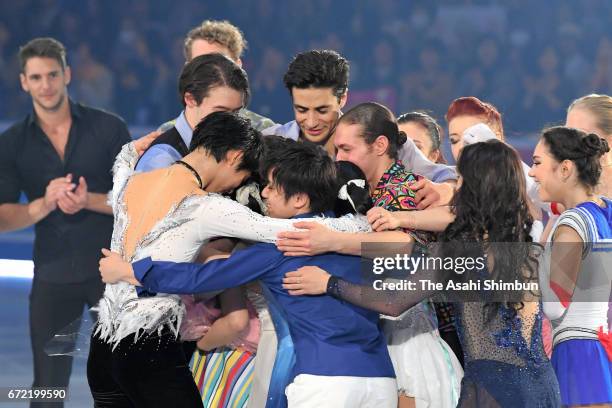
[175,160,203,189]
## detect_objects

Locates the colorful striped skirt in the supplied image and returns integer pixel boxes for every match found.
[190,346,255,408]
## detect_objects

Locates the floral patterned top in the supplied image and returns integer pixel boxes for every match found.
[371,160,432,246]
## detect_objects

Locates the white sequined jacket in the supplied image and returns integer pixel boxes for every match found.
[94,142,371,348]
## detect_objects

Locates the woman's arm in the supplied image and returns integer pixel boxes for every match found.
[275,206,455,257]
[549,226,582,301]
[196,287,250,352]
[539,219,584,320]
[367,206,455,232]
[282,266,435,317]
[539,214,558,244]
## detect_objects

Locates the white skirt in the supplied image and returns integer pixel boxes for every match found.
[386,327,463,408]
[246,288,276,408]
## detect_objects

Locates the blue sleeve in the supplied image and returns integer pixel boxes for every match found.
[429,166,457,183]
[135,144,182,172]
[132,245,276,296]
[398,138,457,183]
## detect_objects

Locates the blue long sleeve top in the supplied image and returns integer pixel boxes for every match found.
[132,212,395,380]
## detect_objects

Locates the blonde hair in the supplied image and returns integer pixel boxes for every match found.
[183,20,247,62]
[568,93,612,137]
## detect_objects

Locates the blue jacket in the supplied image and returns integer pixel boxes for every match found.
[133,213,395,380]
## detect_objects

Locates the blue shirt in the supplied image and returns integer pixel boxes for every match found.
[133,212,395,379]
[135,111,192,172]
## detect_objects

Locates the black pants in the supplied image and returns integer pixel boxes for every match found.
[29,276,104,408]
[87,328,202,407]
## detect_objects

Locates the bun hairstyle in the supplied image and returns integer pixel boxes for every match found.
[397,130,408,145]
[338,102,406,159]
[583,133,611,156]
[334,161,373,216]
[398,111,442,149]
[397,111,447,163]
[398,133,407,146]
[541,126,610,189]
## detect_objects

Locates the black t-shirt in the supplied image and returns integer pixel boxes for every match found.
[0,100,131,283]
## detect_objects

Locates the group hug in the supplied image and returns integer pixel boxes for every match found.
[96,44,611,408]
[2,19,610,408]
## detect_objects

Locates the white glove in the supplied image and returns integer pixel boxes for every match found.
[462,123,497,145]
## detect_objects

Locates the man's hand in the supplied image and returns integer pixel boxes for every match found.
[282,266,331,296]
[276,221,336,256]
[43,175,76,213]
[57,175,88,215]
[99,248,135,284]
[410,179,455,209]
[134,130,162,156]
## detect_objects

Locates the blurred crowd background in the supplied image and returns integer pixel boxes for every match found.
[1,0,612,136]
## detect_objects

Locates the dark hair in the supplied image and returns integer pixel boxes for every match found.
[439,140,537,321]
[338,102,407,160]
[397,111,447,163]
[261,135,293,164]
[541,126,610,189]
[190,111,262,173]
[260,139,337,213]
[283,50,349,100]
[334,161,372,216]
[178,53,250,108]
[19,37,67,72]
